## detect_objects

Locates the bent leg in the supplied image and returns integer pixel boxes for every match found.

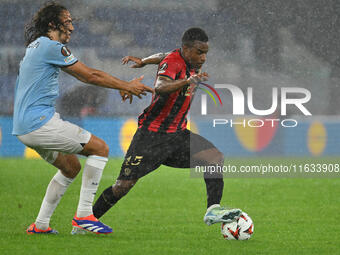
[160,130,225,209]
[74,135,109,217]
[192,146,241,225]
[18,114,110,231]
[35,152,80,230]
[93,129,168,219]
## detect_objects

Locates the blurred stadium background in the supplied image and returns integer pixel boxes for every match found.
[1,0,340,158]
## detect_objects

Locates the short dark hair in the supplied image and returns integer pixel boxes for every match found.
[24,2,67,46]
[181,27,208,47]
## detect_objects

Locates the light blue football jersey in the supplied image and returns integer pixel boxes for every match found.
[12,36,78,135]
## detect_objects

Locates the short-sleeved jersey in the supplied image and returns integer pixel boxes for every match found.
[138,49,198,133]
[12,36,78,135]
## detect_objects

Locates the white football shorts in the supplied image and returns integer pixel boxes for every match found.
[17,113,91,163]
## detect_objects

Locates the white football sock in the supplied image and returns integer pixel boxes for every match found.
[76,155,108,218]
[35,171,74,230]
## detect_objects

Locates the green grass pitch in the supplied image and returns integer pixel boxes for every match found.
[0,158,339,255]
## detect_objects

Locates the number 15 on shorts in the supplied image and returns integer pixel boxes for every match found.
[124,156,143,166]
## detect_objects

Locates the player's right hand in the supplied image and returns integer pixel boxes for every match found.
[122,56,145,68]
[127,75,154,98]
[187,72,209,85]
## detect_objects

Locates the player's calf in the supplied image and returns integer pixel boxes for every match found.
[53,153,81,178]
[93,179,137,219]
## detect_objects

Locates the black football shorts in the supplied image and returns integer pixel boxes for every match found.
[117,128,216,180]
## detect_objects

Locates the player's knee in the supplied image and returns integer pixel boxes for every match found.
[208,150,224,166]
[83,136,110,157]
[101,142,109,157]
[75,160,82,172]
[216,151,224,165]
[96,140,109,157]
[113,179,137,198]
[122,179,137,191]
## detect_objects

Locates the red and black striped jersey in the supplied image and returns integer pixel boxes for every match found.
[138,49,198,133]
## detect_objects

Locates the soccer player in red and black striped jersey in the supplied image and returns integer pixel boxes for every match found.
[93,28,242,226]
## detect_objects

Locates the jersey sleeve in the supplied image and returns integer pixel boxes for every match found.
[157,57,181,80]
[45,41,78,67]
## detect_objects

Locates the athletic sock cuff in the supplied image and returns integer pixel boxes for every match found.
[86,155,108,169]
[206,204,220,212]
[54,170,74,186]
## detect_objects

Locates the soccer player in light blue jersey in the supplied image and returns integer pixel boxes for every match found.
[13,2,153,235]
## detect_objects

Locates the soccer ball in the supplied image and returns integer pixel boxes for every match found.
[221,212,254,240]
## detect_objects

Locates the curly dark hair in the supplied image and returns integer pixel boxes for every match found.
[24,2,67,46]
[182,27,208,47]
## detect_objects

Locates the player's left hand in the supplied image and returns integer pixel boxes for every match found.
[119,90,133,104]
[121,56,145,68]
[188,72,209,85]
[201,72,209,78]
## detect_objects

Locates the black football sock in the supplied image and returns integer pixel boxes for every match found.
[204,177,224,208]
[93,186,120,219]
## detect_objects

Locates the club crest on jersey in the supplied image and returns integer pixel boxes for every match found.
[158,63,168,74]
[61,46,71,57]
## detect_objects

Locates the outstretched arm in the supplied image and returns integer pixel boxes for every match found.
[122,52,170,68]
[62,61,154,97]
